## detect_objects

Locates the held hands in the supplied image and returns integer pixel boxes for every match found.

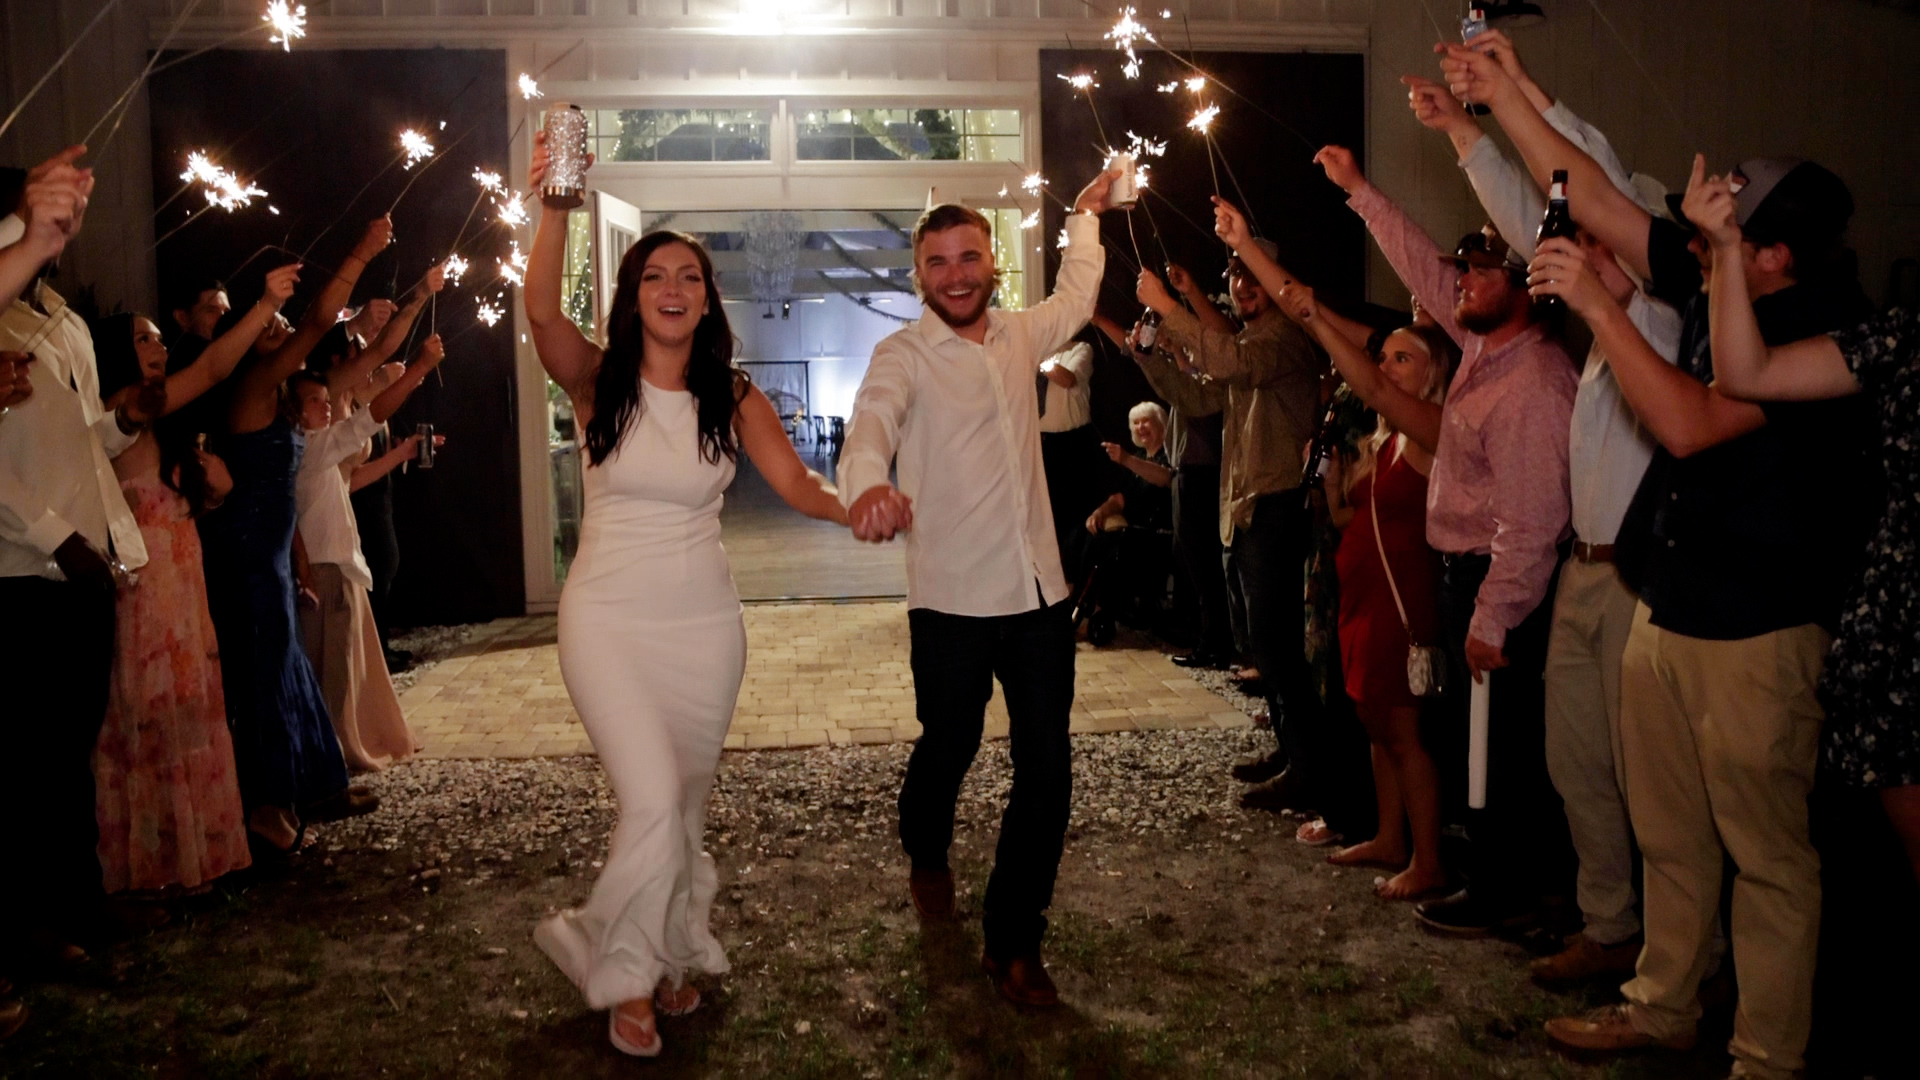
[1070,164,1124,216]
[1211,196,1253,251]
[1527,237,1614,318]
[1312,146,1364,194]
[849,484,913,543]
[1135,270,1176,315]
[260,263,302,308]
[1681,154,1743,251]
[0,352,33,411]
[1465,634,1509,681]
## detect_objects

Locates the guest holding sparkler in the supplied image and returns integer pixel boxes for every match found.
[198,216,395,856]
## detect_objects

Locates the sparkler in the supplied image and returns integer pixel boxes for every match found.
[1021,172,1046,197]
[1186,105,1221,134]
[442,253,470,287]
[498,242,528,287]
[476,300,504,328]
[399,130,435,170]
[1057,71,1112,154]
[264,2,307,51]
[180,151,267,211]
[496,195,530,229]
[1156,81,1180,94]
[1019,211,1041,231]
[518,73,544,100]
[1105,7,1155,80]
[473,168,505,195]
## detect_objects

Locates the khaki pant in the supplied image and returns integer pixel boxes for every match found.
[1543,557,1641,945]
[1617,604,1827,1080]
[300,563,418,773]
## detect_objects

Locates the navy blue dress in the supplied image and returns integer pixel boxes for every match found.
[199,419,349,812]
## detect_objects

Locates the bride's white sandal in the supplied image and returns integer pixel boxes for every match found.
[608,1002,661,1057]
[655,977,701,1017]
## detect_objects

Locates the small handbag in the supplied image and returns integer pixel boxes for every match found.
[1370,462,1447,698]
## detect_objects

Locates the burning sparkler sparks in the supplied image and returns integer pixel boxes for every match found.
[472,168,504,195]
[1187,105,1221,134]
[1056,227,1072,251]
[180,151,267,212]
[518,73,543,100]
[1021,172,1046,196]
[476,299,504,327]
[264,2,307,52]
[997,185,1008,198]
[1019,211,1041,230]
[498,242,528,287]
[1106,7,1155,80]
[399,129,435,170]
[442,253,470,287]
[1058,73,1097,92]
[1186,75,1207,93]
[1157,81,1180,93]
[497,194,529,228]
[1126,131,1166,158]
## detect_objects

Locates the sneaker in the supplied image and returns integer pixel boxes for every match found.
[1170,650,1230,670]
[1230,748,1286,783]
[1413,888,1536,938]
[1544,1004,1695,1052]
[1530,934,1642,985]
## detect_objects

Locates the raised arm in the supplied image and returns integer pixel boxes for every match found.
[270,216,391,378]
[1529,234,1764,457]
[329,263,444,399]
[1012,167,1118,363]
[736,381,847,524]
[1277,281,1443,453]
[1440,43,1652,280]
[1212,197,1372,351]
[1329,156,1469,349]
[1165,262,1236,335]
[367,333,445,425]
[525,129,603,400]
[164,263,299,416]
[350,432,428,493]
[1130,337,1226,418]
[1,147,91,309]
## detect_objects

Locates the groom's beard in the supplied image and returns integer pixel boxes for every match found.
[922,274,994,330]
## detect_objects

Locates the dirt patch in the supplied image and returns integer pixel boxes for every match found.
[1,735,1740,1078]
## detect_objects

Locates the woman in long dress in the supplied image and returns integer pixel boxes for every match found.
[522,133,848,1057]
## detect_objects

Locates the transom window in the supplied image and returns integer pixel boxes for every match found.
[572,108,774,162]
[796,108,1021,162]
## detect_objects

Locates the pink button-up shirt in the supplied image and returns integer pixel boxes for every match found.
[1348,183,1576,648]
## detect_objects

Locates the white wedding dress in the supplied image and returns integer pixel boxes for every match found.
[535,382,745,1008]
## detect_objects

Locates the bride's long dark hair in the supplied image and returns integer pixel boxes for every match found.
[584,230,743,467]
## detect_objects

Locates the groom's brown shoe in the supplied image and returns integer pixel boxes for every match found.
[982,950,1060,1008]
[909,868,954,919]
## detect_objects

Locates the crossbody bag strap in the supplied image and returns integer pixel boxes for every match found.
[1369,455,1414,639]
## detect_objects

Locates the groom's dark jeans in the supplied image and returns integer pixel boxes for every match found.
[900,600,1075,961]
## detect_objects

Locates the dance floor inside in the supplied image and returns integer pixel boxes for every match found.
[717,446,906,602]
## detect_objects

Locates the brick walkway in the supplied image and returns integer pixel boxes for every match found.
[400,602,1253,759]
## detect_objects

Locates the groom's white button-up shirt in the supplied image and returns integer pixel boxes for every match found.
[839,211,1104,617]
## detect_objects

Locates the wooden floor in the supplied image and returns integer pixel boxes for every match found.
[718,446,906,602]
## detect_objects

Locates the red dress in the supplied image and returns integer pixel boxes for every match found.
[1334,440,1440,710]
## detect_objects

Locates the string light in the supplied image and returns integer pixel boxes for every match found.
[264,2,306,52]
[179,151,267,211]
[399,129,434,170]
[517,73,543,100]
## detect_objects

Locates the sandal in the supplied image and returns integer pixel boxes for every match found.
[655,978,701,1017]
[608,1003,661,1057]
[1294,819,1342,847]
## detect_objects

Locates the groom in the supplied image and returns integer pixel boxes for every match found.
[840,166,1119,1007]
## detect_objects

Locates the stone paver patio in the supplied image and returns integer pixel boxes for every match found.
[400,602,1253,758]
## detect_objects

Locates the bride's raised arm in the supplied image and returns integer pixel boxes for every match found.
[524,129,602,404]
[733,379,848,525]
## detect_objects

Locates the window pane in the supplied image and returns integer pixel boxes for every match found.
[550,109,772,162]
[796,107,1020,162]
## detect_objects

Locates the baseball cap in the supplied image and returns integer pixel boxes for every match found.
[1440,226,1527,272]
[1225,238,1280,280]
[1665,158,1854,248]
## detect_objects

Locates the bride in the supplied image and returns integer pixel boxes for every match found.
[522,132,848,1057]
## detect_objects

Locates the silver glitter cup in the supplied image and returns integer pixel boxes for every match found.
[542,103,589,209]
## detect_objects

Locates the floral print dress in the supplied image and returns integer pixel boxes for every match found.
[95,476,251,892]
[1821,307,1919,789]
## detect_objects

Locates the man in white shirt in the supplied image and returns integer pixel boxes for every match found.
[840,167,1120,1007]
[0,150,165,965]
[1036,338,1106,582]
[1407,37,1683,984]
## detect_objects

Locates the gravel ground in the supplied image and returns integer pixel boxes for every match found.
[324,727,1280,886]
[387,622,484,695]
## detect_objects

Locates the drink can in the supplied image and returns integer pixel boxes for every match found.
[416,422,436,469]
[1108,151,1138,210]
[542,103,589,208]
[1461,8,1489,41]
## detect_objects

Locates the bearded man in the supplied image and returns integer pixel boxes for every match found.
[838,167,1119,1008]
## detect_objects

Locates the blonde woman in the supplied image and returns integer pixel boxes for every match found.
[1281,280,1459,900]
